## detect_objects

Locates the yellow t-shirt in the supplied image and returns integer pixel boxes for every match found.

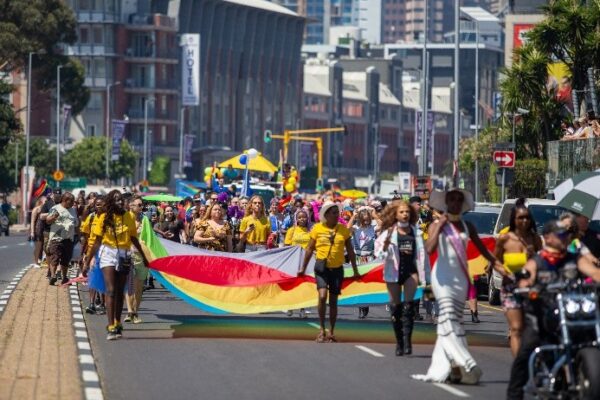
[90,212,137,249]
[284,226,311,249]
[240,215,270,245]
[310,222,351,268]
[80,214,93,235]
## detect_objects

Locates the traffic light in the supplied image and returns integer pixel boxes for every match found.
[263,130,272,143]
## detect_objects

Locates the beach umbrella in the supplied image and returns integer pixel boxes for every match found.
[143,194,183,202]
[339,189,368,199]
[553,170,600,219]
[219,151,278,173]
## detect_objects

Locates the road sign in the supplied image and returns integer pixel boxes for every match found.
[493,151,515,168]
[52,170,65,181]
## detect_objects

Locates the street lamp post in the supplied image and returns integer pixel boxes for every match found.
[143,97,155,181]
[453,0,460,187]
[56,65,63,183]
[24,52,34,223]
[178,106,186,175]
[474,19,480,202]
[501,107,529,202]
[105,81,121,184]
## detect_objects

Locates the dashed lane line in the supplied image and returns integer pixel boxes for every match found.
[478,303,504,313]
[355,345,385,358]
[432,383,470,398]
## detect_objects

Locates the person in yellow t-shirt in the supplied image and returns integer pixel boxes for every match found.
[299,202,360,343]
[283,208,312,318]
[239,195,270,252]
[85,190,149,341]
[80,196,106,315]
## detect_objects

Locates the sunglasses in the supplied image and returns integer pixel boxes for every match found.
[517,215,530,220]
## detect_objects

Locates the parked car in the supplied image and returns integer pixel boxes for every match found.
[462,204,501,299]
[487,198,567,305]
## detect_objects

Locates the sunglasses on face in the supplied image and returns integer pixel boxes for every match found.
[517,215,530,220]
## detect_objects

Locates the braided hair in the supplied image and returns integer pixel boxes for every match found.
[101,190,126,235]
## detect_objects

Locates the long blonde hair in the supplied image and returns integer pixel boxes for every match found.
[202,202,225,221]
[245,195,267,218]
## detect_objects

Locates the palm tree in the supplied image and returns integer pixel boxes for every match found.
[499,44,563,158]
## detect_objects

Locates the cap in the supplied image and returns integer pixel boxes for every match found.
[409,196,422,204]
[542,220,568,236]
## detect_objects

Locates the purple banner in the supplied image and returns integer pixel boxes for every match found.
[111,119,127,161]
[184,134,194,168]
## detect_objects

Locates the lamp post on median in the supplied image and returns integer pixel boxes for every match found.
[105,81,122,185]
[143,97,156,181]
[24,52,35,223]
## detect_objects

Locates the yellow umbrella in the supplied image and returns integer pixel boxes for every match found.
[340,189,368,199]
[219,151,278,173]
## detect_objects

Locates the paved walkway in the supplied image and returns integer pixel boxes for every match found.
[0,268,82,400]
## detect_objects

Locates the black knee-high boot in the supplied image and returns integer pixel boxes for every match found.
[402,301,415,355]
[391,304,404,356]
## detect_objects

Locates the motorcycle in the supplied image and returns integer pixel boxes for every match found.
[515,265,600,400]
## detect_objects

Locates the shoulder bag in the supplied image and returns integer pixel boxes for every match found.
[314,226,338,274]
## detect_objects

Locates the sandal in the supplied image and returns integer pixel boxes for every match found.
[327,334,338,343]
[316,331,327,343]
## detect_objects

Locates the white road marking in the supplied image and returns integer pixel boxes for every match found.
[0,295,9,300]
[0,300,7,305]
[6,285,15,289]
[355,345,385,358]
[85,387,104,400]
[0,246,7,249]
[0,307,3,312]
[73,313,84,320]
[74,321,86,329]
[82,370,99,382]
[79,354,95,364]
[432,383,470,398]
[17,242,27,246]
[75,330,88,339]
[77,342,91,350]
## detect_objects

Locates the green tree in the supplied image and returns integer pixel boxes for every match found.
[0,81,21,147]
[63,137,137,181]
[149,156,171,186]
[499,44,564,159]
[0,0,89,115]
[0,138,54,193]
[527,0,600,94]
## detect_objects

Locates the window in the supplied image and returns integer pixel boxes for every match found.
[81,58,91,77]
[78,0,90,10]
[161,126,167,143]
[161,95,167,113]
[93,26,103,45]
[79,26,89,44]
[86,124,96,136]
[89,92,102,109]
[93,58,105,78]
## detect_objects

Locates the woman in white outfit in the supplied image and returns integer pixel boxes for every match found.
[411,189,502,385]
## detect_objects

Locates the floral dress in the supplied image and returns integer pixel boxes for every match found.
[196,220,232,251]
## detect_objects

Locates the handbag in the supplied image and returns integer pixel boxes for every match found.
[314,227,337,274]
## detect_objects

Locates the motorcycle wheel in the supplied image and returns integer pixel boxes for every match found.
[576,347,600,400]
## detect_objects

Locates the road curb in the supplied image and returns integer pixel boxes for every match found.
[68,269,105,400]
[0,265,32,315]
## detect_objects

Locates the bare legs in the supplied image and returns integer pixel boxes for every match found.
[317,288,339,341]
[102,267,128,327]
[505,308,523,357]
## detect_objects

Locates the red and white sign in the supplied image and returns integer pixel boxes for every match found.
[494,151,515,168]
[513,24,535,49]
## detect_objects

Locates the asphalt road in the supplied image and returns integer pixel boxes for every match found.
[0,232,32,293]
[0,240,515,399]
[82,280,514,400]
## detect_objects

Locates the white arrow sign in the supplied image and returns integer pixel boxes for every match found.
[495,154,513,163]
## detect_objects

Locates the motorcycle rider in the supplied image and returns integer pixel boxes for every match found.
[506,220,600,400]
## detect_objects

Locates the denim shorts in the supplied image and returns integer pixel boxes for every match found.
[315,266,344,295]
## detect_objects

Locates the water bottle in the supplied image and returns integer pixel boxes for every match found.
[28,235,34,248]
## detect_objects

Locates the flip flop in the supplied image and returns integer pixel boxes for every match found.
[327,334,338,343]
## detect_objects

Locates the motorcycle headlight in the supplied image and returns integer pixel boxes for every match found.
[565,299,581,316]
[580,297,597,315]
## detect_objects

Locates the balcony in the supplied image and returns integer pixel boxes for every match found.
[125,14,178,32]
[126,108,178,125]
[123,78,179,95]
[124,47,178,63]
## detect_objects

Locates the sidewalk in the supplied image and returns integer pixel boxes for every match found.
[0,268,82,400]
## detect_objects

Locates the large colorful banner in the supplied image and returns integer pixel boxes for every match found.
[140,219,496,315]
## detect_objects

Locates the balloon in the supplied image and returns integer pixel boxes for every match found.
[239,154,248,165]
[220,167,227,175]
[290,171,298,178]
[204,174,211,182]
[247,148,258,159]
[204,167,212,175]
[287,177,296,185]
[284,183,295,192]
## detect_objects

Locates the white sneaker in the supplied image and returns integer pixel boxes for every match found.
[31,263,41,269]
